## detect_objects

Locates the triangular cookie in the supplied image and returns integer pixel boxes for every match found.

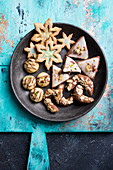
[77,56,100,79]
[63,56,81,73]
[66,36,88,59]
[52,65,71,88]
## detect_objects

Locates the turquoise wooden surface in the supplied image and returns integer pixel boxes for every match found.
[0,0,113,169]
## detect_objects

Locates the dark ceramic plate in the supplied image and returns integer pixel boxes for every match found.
[10,23,107,122]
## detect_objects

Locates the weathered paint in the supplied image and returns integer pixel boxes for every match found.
[0,0,113,169]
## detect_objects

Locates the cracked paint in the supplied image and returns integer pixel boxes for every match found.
[0,13,14,53]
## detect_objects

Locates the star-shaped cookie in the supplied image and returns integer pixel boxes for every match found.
[58,32,75,50]
[31,18,62,44]
[35,38,63,70]
[24,42,37,58]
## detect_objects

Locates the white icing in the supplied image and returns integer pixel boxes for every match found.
[77,57,100,79]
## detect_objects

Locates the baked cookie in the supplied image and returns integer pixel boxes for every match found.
[58,32,75,50]
[52,65,71,88]
[22,75,36,90]
[73,85,94,103]
[66,36,88,59]
[30,88,44,102]
[63,56,81,73]
[24,58,39,73]
[37,72,50,87]
[66,74,94,96]
[24,42,37,58]
[35,38,63,70]
[31,18,62,44]
[77,56,100,79]
[44,98,59,113]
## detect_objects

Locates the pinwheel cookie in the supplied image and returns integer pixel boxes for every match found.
[31,18,62,44]
[35,38,63,70]
[58,32,75,50]
[24,42,37,58]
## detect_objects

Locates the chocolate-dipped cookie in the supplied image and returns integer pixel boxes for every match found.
[37,72,50,87]
[22,75,36,90]
[24,58,39,73]
[30,87,44,102]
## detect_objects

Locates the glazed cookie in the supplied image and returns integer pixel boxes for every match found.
[44,98,59,113]
[24,58,39,73]
[67,36,88,59]
[22,75,36,90]
[66,74,94,96]
[73,85,94,103]
[30,88,44,102]
[58,32,75,50]
[31,18,62,45]
[77,56,100,79]
[24,42,37,58]
[35,38,63,70]
[37,72,50,87]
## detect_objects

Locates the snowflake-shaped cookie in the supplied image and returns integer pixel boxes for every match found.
[24,42,37,58]
[31,18,62,44]
[35,38,63,70]
[58,32,75,50]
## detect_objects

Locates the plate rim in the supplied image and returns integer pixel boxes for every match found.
[10,23,108,122]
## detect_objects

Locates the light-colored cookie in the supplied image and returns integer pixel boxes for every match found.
[58,32,75,50]
[22,75,36,90]
[35,38,63,70]
[37,72,50,87]
[31,18,62,45]
[63,56,81,73]
[73,85,94,103]
[44,98,59,113]
[52,65,71,88]
[24,58,39,73]
[30,87,44,102]
[77,56,100,79]
[66,74,94,96]
[66,36,88,59]
[24,42,37,58]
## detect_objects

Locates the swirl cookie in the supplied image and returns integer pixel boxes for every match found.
[24,58,39,73]
[37,72,50,87]
[30,88,44,102]
[22,75,36,90]
[73,85,94,103]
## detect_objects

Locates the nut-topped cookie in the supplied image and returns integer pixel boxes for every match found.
[37,72,50,87]
[22,75,36,90]
[30,88,44,102]
[24,58,39,73]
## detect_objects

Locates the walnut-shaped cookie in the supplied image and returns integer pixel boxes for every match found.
[24,58,39,73]
[22,75,36,90]
[37,72,50,87]
[31,18,62,44]
[35,38,63,70]
[30,88,44,102]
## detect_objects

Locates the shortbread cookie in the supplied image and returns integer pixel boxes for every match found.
[66,36,88,59]
[35,38,63,70]
[52,65,71,88]
[31,18,62,44]
[24,42,37,58]
[30,88,44,102]
[44,98,59,113]
[37,72,50,87]
[73,85,94,103]
[24,58,39,73]
[63,56,81,73]
[22,75,36,90]
[77,56,100,79]
[66,74,94,96]
[58,32,75,50]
